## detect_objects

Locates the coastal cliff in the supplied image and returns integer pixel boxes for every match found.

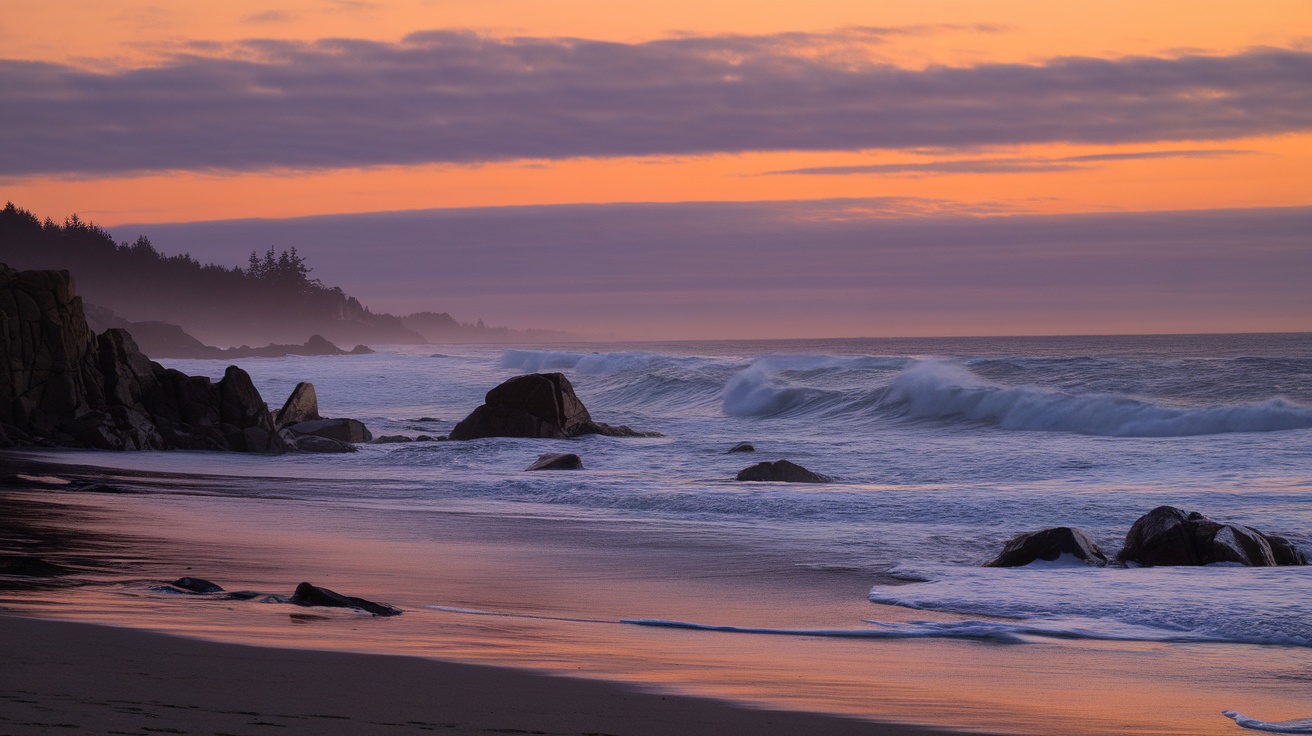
[0,263,284,452]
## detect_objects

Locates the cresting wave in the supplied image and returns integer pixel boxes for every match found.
[882,361,1312,437]
[498,349,1312,436]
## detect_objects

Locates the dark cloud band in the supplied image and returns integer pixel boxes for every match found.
[2,32,1309,176]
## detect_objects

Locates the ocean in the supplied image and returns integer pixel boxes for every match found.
[4,333,1311,734]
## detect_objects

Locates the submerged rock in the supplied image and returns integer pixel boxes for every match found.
[171,576,225,594]
[290,582,401,616]
[525,452,583,471]
[450,372,658,440]
[735,460,832,483]
[984,527,1108,567]
[1117,506,1306,567]
[372,434,414,444]
[727,442,756,453]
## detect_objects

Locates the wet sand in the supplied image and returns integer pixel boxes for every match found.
[0,616,965,736]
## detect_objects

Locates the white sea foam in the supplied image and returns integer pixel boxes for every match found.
[1224,711,1312,733]
[884,361,1312,436]
[868,563,1312,647]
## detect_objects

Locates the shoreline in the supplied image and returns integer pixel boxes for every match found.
[4,450,1310,736]
[0,615,976,736]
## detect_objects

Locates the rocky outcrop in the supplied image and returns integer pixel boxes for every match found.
[984,527,1109,567]
[86,304,372,360]
[290,581,401,616]
[525,452,583,471]
[735,460,832,483]
[1117,506,1307,567]
[449,373,658,440]
[0,264,286,452]
[727,442,755,453]
[269,381,373,450]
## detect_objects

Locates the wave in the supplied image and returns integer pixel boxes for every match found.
[500,349,1312,437]
[884,362,1312,437]
[1224,711,1312,734]
[868,563,1312,648]
[500,349,719,375]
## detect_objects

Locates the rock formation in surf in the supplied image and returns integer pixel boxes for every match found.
[525,452,583,471]
[735,460,832,483]
[271,381,372,451]
[449,372,657,440]
[0,263,284,452]
[290,581,401,616]
[1116,506,1307,567]
[984,527,1109,567]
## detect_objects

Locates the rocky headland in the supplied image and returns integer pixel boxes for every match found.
[0,263,370,453]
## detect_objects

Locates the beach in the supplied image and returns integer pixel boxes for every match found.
[2,337,1311,735]
[1,616,954,736]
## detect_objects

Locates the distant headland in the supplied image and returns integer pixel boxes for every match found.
[0,203,571,350]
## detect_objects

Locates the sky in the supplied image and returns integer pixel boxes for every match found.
[2,1,1310,339]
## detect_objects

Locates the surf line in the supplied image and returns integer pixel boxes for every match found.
[422,606,1027,642]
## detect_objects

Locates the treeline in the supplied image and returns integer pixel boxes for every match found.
[0,203,420,346]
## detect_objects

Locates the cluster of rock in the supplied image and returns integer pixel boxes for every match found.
[985,506,1307,568]
[449,372,657,440]
[165,576,400,616]
[272,382,372,452]
[1,265,284,452]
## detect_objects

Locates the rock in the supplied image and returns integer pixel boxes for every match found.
[171,576,225,594]
[1117,506,1304,567]
[290,582,401,616]
[372,435,414,444]
[984,527,1109,567]
[218,366,286,452]
[450,373,591,440]
[1266,535,1309,566]
[275,382,321,428]
[287,417,372,443]
[525,453,583,471]
[727,442,755,453]
[449,373,658,440]
[735,460,832,483]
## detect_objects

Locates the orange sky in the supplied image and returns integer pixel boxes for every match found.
[3,0,1310,226]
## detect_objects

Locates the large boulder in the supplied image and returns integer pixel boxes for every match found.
[450,373,657,440]
[1117,506,1306,567]
[984,527,1109,567]
[275,381,321,428]
[735,460,832,483]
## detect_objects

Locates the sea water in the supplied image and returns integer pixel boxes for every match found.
[6,333,1312,733]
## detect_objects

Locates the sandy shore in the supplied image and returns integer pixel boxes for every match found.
[0,616,980,736]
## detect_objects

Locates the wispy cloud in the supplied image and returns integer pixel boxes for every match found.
[767,149,1257,176]
[1,31,1308,177]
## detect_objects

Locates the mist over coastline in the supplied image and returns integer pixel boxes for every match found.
[119,201,1312,341]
